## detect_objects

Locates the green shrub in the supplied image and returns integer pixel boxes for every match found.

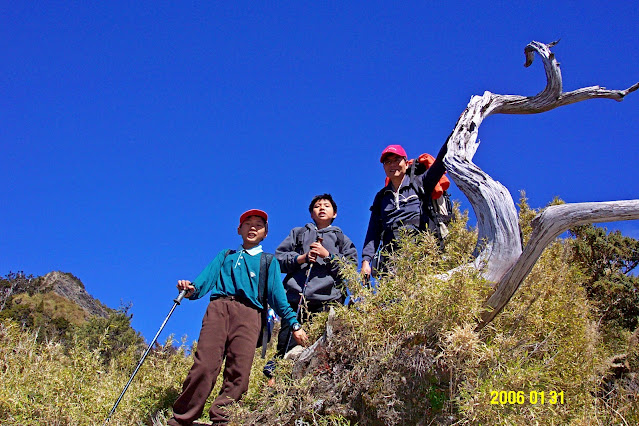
[75,308,144,365]
[569,224,639,330]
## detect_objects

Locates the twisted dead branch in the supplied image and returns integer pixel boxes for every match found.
[439,40,639,327]
[295,41,638,367]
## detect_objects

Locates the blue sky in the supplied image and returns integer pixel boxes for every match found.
[2,2,637,343]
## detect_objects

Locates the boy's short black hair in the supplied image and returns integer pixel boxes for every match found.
[308,193,338,215]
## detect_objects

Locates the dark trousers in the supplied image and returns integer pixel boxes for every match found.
[168,297,260,425]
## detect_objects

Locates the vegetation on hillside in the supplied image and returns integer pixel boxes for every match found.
[1,272,143,359]
[569,223,639,330]
[0,321,191,425]
[1,197,639,425]
[232,198,639,425]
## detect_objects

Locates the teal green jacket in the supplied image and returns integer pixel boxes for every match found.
[189,245,299,327]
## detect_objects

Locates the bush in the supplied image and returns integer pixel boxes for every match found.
[569,224,639,330]
[228,203,639,425]
[75,307,144,365]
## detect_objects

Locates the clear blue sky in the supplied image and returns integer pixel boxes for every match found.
[2,2,637,343]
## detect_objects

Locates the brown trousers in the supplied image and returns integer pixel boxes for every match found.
[169,297,260,425]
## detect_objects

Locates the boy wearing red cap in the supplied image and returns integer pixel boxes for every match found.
[361,143,448,277]
[168,209,308,426]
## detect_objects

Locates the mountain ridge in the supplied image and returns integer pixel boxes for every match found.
[39,271,112,318]
[1,271,115,329]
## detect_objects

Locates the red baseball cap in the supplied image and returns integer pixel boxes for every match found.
[380,144,407,163]
[239,209,268,226]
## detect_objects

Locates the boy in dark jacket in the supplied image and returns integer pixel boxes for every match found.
[167,209,308,426]
[263,195,357,380]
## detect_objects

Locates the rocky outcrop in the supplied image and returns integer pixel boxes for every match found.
[39,271,112,318]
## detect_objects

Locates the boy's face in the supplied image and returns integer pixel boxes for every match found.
[311,199,337,228]
[237,216,267,248]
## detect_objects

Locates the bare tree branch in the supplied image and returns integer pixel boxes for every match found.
[294,41,637,374]
[478,200,639,327]
[440,39,638,324]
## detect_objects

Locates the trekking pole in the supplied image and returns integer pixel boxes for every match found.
[103,289,188,425]
[284,236,322,352]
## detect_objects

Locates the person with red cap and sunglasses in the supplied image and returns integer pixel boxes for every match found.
[361,143,448,278]
[168,209,308,426]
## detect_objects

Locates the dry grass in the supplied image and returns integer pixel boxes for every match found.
[229,205,639,425]
[2,203,638,425]
[0,322,192,425]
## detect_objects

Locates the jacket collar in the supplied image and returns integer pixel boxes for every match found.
[383,174,411,193]
[239,244,263,256]
[306,222,342,234]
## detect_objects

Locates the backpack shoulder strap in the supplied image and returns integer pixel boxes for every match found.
[258,252,273,358]
[407,159,428,199]
[409,158,418,177]
[336,229,345,249]
[293,225,315,253]
[257,252,273,305]
[295,227,305,252]
[408,172,426,198]
[330,227,345,250]
[405,167,436,232]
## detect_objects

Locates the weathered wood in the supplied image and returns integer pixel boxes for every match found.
[443,40,638,286]
[292,307,335,379]
[294,41,637,373]
[479,200,639,327]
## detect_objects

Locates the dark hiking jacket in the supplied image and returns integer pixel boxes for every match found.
[362,143,448,263]
[275,224,358,304]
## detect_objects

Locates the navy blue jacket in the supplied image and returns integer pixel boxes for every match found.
[362,145,447,263]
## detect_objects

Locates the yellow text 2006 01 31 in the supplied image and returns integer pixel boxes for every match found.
[490,390,564,405]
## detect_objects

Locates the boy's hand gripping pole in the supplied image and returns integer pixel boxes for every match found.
[103,289,188,425]
[284,236,323,352]
[299,236,323,310]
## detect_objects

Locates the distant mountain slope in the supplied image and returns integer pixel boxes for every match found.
[39,271,112,318]
[11,291,90,325]
[1,271,114,332]
[1,271,142,357]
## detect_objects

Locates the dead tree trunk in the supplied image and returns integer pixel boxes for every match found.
[294,41,638,367]
[440,40,639,327]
